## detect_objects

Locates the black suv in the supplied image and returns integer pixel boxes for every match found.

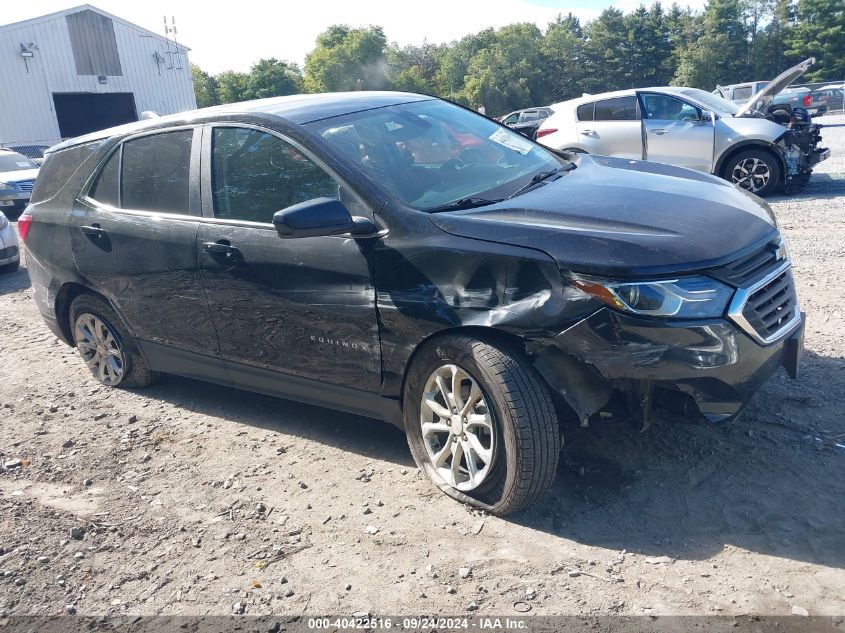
[21,92,804,515]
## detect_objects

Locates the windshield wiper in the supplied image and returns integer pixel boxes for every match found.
[426,197,504,213]
[507,164,575,200]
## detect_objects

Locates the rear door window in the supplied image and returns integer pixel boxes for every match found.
[521,110,539,121]
[594,96,639,121]
[210,127,339,224]
[120,130,193,213]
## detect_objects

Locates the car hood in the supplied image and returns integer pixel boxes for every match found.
[0,168,39,183]
[429,155,779,277]
[735,57,815,117]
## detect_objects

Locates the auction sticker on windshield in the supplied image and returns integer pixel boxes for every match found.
[489,128,533,155]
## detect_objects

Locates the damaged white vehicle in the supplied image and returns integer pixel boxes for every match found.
[537,58,830,196]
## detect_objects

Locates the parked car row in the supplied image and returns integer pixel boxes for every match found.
[497,107,553,139]
[533,58,829,196]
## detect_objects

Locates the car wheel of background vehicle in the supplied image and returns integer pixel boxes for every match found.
[69,294,159,388]
[724,149,781,196]
[404,334,560,515]
[0,259,19,273]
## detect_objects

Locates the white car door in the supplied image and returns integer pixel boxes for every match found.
[639,92,715,173]
[576,96,643,160]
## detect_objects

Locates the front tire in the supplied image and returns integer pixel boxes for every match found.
[69,294,159,388]
[723,149,782,196]
[404,334,560,515]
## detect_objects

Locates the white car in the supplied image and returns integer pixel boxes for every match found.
[535,59,829,196]
[0,210,20,273]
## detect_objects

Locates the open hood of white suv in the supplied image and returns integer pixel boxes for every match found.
[735,57,815,117]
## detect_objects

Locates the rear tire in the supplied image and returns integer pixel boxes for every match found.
[404,334,560,515]
[69,294,159,388]
[723,149,782,196]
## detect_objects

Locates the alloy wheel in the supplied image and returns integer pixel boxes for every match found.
[73,313,125,386]
[419,364,496,491]
[731,157,771,193]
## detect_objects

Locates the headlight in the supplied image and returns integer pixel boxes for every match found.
[0,182,14,191]
[570,275,734,318]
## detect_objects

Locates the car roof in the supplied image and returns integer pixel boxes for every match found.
[48,91,434,154]
[550,87,696,110]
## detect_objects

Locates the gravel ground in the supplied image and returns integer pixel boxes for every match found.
[1,117,843,618]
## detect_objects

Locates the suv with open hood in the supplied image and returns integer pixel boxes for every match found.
[20,92,804,514]
[536,59,829,196]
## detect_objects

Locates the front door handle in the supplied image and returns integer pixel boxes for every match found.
[80,224,106,239]
[201,240,242,261]
[580,129,595,135]
[650,128,668,135]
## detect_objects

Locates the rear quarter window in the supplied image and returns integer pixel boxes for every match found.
[29,141,104,204]
[576,103,594,121]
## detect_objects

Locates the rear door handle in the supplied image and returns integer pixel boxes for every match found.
[650,128,668,135]
[580,129,595,135]
[201,241,242,260]
[80,224,106,238]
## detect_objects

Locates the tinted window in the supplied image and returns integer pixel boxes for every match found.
[502,113,519,125]
[576,103,594,121]
[29,141,104,204]
[211,127,339,224]
[732,86,753,101]
[640,94,700,121]
[89,148,120,207]
[0,152,37,170]
[594,96,638,121]
[121,131,192,213]
[539,110,550,119]
[521,111,539,121]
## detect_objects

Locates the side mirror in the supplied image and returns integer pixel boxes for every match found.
[272,197,375,239]
[700,109,717,123]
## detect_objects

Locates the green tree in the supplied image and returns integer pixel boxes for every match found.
[787,0,845,80]
[243,58,303,99]
[304,25,389,92]
[191,63,218,108]
[542,13,587,101]
[582,8,630,92]
[624,4,673,87]
[216,71,249,104]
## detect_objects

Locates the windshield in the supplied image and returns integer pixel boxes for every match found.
[0,152,37,172]
[676,88,740,116]
[308,100,563,211]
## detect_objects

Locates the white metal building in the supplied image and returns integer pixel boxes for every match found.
[0,4,196,149]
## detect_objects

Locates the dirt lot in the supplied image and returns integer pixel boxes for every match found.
[1,117,844,619]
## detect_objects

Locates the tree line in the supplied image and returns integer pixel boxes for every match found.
[191,0,845,117]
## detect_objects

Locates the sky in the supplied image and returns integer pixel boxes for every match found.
[3,0,707,75]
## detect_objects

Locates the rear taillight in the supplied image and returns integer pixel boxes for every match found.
[535,128,558,139]
[803,94,812,106]
[17,211,33,241]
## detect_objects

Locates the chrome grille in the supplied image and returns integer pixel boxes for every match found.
[727,260,800,344]
[16,180,35,193]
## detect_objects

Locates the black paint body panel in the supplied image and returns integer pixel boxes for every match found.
[23,93,798,430]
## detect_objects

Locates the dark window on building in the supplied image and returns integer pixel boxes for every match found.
[65,10,123,76]
[89,147,120,207]
[211,127,339,224]
[121,131,192,213]
[576,103,594,121]
[594,96,638,121]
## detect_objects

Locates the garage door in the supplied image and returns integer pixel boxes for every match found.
[53,93,137,138]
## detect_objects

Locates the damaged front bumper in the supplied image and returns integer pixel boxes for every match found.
[777,126,830,187]
[534,308,805,426]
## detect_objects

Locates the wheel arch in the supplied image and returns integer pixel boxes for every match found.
[714,141,786,183]
[55,282,141,352]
